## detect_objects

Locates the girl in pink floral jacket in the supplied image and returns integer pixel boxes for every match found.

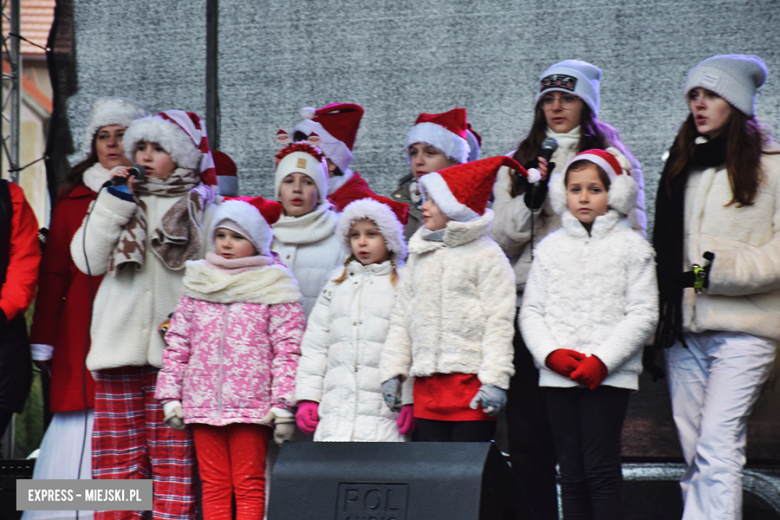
[155,197,305,520]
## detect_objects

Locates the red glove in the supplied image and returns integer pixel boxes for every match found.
[545,349,587,377]
[570,355,608,390]
[295,401,319,434]
[397,405,417,435]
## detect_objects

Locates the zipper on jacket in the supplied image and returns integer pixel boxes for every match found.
[351,269,367,440]
[217,304,230,422]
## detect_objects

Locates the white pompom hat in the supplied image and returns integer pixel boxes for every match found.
[337,198,407,263]
[83,97,147,156]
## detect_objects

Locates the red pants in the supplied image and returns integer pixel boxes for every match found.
[191,423,272,520]
[92,366,196,520]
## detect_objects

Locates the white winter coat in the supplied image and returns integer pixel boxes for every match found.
[521,210,658,390]
[296,260,411,442]
[379,210,517,390]
[490,128,646,303]
[71,190,215,371]
[681,136,780,341]
[271,203,347,316]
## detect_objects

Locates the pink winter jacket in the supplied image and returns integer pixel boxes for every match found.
[155,257,305,426]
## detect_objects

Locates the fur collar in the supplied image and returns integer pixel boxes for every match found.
[83,163,113,193]
[272,202,339,245]
[409,209,493,254]
[327,168,354,195]
[561,209,626,239]
[182,259,302,304]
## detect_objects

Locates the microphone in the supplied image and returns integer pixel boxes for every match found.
[111,164,148,186]
[539,137,559,175]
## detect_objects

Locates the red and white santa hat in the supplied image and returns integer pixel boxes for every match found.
[210,197,282,257]
[549,148,638,216]
[291,103,364,173]
[337,197,408,263]
[123,110,218,189]
[419,156,537,222]
[213,151,238,197]
[405,108,472,165]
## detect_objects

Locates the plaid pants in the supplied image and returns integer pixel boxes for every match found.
[93,366,196,520]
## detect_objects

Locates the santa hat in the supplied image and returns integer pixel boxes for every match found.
[549,148,638,216]
[536,60,602,117]
[405,108,471,164]
[291,103,364,172]
[274,141,329,204]
[84,97,147,156]
[123,110,218,188]
[466,123,482,162]
[213,151,238,197]
[419,156,539,222]
[337,198,407,263]
[210,197,282,257]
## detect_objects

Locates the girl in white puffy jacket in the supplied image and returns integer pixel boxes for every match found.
[294,197,414,441]
[271,142,347,316]
[521,149,658,520]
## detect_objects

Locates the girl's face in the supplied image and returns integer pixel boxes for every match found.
[421,198,451,231]
[96,125,132,170]
[540,92,584,134]
[688,87,733,139]
[349,219,389,266]
[566,164,609,225]
[279,172,319,217]
[408,143,458,180]
[214,227,257,259]
[135,141,176,180]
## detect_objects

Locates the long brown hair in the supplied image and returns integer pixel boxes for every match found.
[60,137,99,196]
[509,103,612,196]
[665,111,766,206]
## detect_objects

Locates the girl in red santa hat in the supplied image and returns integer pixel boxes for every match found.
[70,109,219,520]
[520,149,658,520]
[295,197,415,442]
[379,156,520,442]
[271,141,348,317]
[391,108,481,243]
[155,198,305,520]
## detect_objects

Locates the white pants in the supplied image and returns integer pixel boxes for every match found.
[666,331,776,520]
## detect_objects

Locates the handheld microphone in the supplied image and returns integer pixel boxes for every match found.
[540,137,559,174]
[111,164,147,186]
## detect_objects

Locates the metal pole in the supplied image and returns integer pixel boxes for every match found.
[1,0,21,184]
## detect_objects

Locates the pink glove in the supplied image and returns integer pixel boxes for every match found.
[570,355,608,390]
[295,401,319,434]
[397,405,417,435]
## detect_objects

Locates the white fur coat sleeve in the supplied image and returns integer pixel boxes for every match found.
[70,191,136,276]
[519,255,560,366]
[379,263,414,383]
[489,165,536,257]
[591,248,658,373]
[295,278,336,403]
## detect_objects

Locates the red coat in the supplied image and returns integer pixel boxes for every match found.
[328,172,409,224]
[1,182,40,320]
[30,184,101,412]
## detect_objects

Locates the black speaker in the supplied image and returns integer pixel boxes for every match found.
[268,442,534,520]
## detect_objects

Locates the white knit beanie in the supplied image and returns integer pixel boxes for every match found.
[535,60,602,117]
[684,54,767,116]
[274,142,329,204]
[83,97,147,156]
[210,200,275,256]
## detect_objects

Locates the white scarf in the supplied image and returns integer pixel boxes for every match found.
[183,257,302,304]
[546,125,581,155]
[272,202,339,245]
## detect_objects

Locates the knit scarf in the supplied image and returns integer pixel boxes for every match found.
[547,125,581,156]
[204,251,274,273]
[652,132,728,350]
[108,168,214,276]
[272,202,338,245]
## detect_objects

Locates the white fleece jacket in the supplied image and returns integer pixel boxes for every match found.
[490,127,646,303]
[70,189,215,371]
[271,203,347,316]
[681,135,780,341]
[379,210,517,390]
[521,210,658,390]
[296,260,411,442]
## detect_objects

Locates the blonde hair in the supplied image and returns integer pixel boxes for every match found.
[333,256,399,287]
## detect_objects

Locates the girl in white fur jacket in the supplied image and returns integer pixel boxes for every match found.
[271,142,347,316]
[380,156,518,443]
[295,197,414,441]
[521,149,658,520]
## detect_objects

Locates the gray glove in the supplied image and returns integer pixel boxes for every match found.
[163,401,186,430]
[273,418,295,446]
[382,376,403,412]
[469,384,507,417]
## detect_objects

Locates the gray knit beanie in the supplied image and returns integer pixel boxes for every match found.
[684,54,767,116]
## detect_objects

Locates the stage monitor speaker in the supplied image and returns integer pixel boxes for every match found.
[268,441,534,520]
